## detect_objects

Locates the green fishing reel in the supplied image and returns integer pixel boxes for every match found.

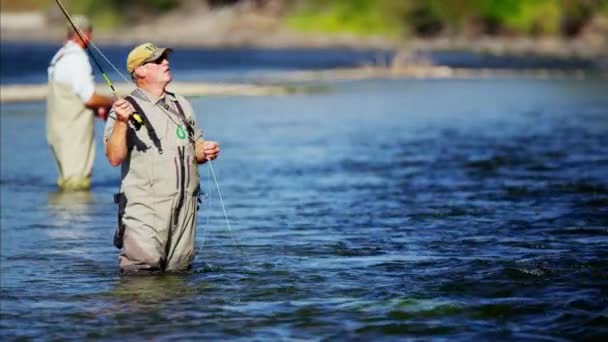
[130,113,144,130]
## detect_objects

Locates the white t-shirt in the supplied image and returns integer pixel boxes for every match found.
[48,40,95,102]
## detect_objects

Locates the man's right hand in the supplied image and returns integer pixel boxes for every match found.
[112,98,135,123]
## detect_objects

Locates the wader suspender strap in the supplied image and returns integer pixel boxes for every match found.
[125,96,163,154]
[49,44,72,71]
[49,52,64,78]
[173,146,186,226]
[163,96,188,226]
[173,100,195,140]
[163,92,196,141]
[49,47,77,79]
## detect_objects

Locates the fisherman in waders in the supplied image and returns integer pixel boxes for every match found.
[47,15,114,191]
[104,43,220,273]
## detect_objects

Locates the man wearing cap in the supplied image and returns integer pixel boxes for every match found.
[104,43,220,273]
[47,15,114,191]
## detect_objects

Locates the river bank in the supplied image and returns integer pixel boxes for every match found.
[2,65,603,104]
[2,8,606,104]
[2,9,607,69]
[0,82,296,103]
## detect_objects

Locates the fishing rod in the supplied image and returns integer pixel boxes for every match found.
[53,0,143,126]
[53,0,250,265]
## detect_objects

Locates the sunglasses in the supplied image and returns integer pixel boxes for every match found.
[144,54,169,65]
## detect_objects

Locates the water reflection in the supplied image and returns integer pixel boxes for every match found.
[47,191,94,224]
[110,274,197,306]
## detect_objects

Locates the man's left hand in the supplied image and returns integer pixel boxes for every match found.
[196,140,220,163]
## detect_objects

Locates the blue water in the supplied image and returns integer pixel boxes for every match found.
[0,42,395,84]
[1,42,599,85]
[1,50,608,340]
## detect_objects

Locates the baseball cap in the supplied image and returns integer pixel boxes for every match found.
[126,42,173,74]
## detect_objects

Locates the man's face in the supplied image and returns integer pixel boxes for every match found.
[69,29,92,44]
[138,53,172,84]
[83,29,92,43]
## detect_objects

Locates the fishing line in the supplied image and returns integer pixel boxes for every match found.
[200,165,212,250]
[206,157,251,265]
[53,0,144,126]
[54,0,249,265]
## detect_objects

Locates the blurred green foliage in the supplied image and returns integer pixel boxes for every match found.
[1,0,178,27]
[68,0,124,28]
[66,0,179,28]
[286,0,401,37]
[3,0,606,37]
[286,0,608,38]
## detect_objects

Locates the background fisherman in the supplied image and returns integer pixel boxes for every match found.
[104,43,220,273]
[46,15,114,191]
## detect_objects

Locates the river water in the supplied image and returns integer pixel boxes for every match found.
[1,54,608,340]
[1,41,599,85]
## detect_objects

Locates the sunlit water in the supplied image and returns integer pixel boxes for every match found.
[1,78,607,340]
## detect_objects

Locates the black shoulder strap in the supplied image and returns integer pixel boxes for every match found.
[125,96,163,154]
[174,99,185,117]
[166,91,186,120]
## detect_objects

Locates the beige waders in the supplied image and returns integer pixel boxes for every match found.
[106,90,202,273]
[46,80,95,191]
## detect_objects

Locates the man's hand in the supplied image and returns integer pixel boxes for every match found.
[96,106,111,120]
[112,98,135,123]
[105,98,135,166]
[85,93,114,112]
[196,140,220,163]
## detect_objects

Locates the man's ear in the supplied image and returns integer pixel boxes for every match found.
[134,66,145,80]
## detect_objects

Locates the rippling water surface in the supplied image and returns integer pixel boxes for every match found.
[1,78,607,340]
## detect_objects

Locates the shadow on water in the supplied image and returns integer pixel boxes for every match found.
[108,274,199,306]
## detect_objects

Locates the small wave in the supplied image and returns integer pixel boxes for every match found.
[548,226,608,236]
[333,241,385,257]
[465,155,524,171]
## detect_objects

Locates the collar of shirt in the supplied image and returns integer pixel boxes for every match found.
[64,40,85,54]
[137,87,177,106]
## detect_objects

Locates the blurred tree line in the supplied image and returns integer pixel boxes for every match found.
[2,0,607,38]
[287,0,608,37]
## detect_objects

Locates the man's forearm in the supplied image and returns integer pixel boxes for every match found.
[106,121,129,166]
[85,92,114,109]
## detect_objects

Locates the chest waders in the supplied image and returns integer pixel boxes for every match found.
[47,51,95,191]
[113,93,201,274]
